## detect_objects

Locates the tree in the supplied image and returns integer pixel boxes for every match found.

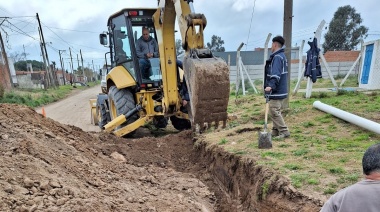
[175,39,184,56]
[14,60,44,71]
[322,5,368,53]
[207,35,225,52]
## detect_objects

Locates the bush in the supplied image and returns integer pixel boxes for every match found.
[0,84,4,98]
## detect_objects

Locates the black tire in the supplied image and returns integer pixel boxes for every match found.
[170,115,191,131]
[108,86,138,128]
[153,116,168,128]
[98,104,110,129]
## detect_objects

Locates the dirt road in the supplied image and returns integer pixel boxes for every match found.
[36,86,101,132]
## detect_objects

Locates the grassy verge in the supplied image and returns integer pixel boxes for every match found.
[202,75,380,200]
[0,82,99,108]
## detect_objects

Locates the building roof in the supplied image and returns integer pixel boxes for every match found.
[323,51,360,62]
[214,47,302,66]
[213,51,265,66]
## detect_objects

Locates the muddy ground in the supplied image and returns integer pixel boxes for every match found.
[0,86,323,211]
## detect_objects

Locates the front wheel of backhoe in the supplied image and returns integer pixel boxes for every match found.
[108,86,138,129]
[98,104,110,129]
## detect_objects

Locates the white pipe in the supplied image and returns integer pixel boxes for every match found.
[313,101,380,134]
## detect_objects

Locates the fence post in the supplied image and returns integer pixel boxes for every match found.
[235,42,244,97]
[293,40,305,95]
[263,33,272,93]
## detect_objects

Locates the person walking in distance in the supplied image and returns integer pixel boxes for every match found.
[320,143,380,212]
[264,35,290,139]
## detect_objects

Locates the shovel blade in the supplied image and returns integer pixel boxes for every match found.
[258,132,272,149]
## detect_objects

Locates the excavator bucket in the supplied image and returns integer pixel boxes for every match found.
[183,51,230,132]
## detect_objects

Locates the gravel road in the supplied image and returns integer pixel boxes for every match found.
[36,86,101,132]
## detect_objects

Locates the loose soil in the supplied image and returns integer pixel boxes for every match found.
[0,86,322,211]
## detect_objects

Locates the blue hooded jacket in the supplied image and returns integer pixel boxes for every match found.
[304,37,322,83]
[264,47,288,100]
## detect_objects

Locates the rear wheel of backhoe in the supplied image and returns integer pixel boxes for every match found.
[108,86,138,129]
[170,116,191,131]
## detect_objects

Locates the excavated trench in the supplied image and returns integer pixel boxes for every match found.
[0,103,322,211]
[116,131,323,212]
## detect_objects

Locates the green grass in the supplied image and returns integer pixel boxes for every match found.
[290,173,310,188]
[210,76,380,200]
[329,167,346,174]
[219,138,228,145]
[284,163,302,170]
[307,178,320,185]
[261,151,286,159]
[0,83,98,108]
[292,148,309,156]
[337,173,360,184]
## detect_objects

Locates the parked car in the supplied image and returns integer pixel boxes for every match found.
[73,81,89,87]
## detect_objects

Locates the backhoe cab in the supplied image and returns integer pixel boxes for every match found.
[92,0,230,137]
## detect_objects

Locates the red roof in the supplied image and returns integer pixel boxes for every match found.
[323,51,360,62]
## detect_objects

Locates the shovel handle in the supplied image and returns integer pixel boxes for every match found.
[263,91,271,132]
[264,101,269,131]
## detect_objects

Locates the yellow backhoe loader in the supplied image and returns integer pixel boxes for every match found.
[90,0,230,137]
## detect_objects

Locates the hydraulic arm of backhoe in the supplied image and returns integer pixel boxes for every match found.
[154,0,230,130]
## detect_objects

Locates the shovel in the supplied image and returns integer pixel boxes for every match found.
[258,93,272,149]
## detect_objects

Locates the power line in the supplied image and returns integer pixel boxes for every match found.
[245,0,256,50]
[2,20,39,41]
[44,26,99,33]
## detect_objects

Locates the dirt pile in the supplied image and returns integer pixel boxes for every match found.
[0,103,215,211]
[0,103,323,211]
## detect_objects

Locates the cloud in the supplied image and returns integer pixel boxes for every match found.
[1,0,379,69]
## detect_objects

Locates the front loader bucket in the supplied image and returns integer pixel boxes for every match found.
[183,55,230,131]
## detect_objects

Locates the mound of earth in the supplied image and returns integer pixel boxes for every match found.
[0,103,215,211]
[0,103,322,211]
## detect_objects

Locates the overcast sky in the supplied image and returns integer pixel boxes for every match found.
[0,0,379,70]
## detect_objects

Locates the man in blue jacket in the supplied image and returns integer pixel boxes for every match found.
[136,27,159,79]
[264,35,290,138]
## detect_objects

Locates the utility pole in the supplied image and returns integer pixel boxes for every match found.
[92,60,95,82]
[0,30,12,89]
[69,47,74,84]
[283,0,293,109]
[80,49,84,81]
[37,13,56,88]
[58,50,66,85]
[38,37,49,89]
[77,53,81,82]
[23,45,26,59]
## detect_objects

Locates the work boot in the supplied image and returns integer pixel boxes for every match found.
[271,129,279,136]
[275,131,290,139]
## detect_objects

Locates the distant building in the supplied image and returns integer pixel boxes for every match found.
[213,47,301,66]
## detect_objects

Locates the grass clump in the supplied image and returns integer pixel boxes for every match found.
[0,84,4,98]
[329,167,345,174]
[284,163,302,170]
[290,173,309,188]
[261,151,286,159]
[218,138,228,145]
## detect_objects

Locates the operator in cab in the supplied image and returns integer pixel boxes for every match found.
[136,27,159,80]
